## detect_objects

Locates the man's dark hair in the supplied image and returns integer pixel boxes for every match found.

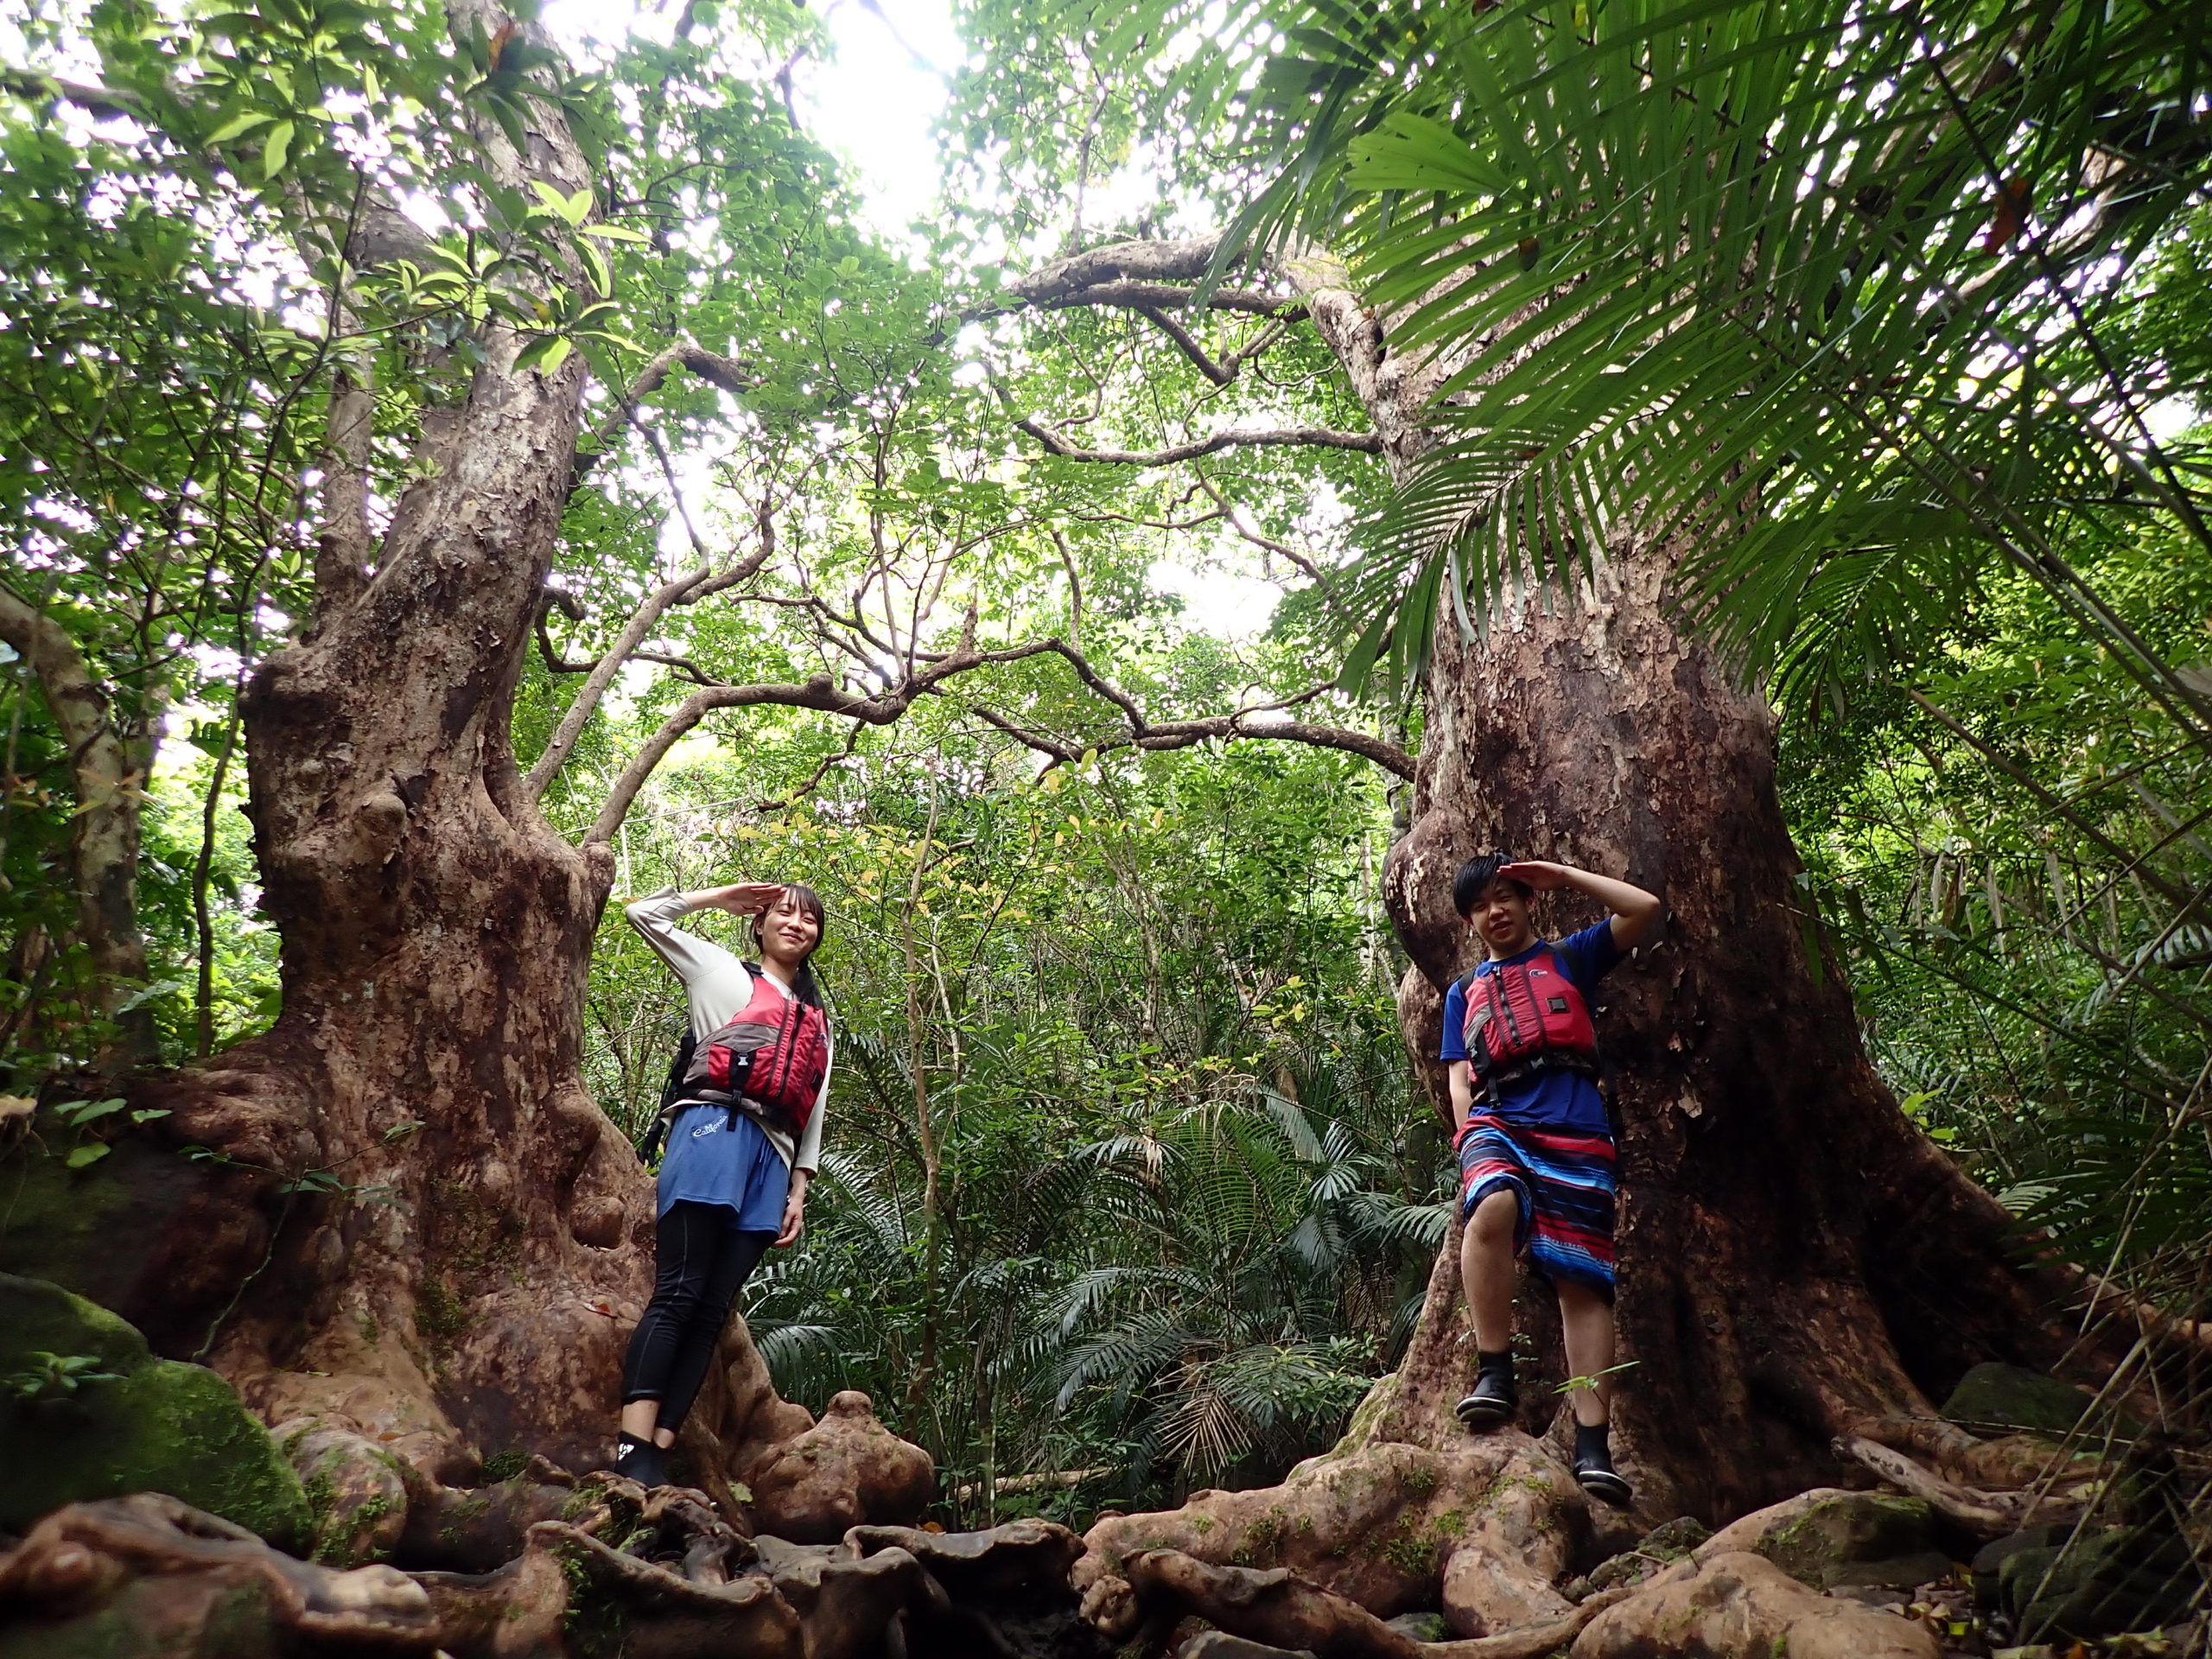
[1452,853,1531,918]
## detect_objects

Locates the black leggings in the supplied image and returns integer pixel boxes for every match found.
[620,1201,774,1433]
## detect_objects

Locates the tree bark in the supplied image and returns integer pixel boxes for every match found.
[0,581,156,1063]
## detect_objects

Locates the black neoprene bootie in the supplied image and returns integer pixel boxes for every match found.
[1572,1421,1631,1506]
[1454,1351,1518,1430]
[612,1434,671,1489]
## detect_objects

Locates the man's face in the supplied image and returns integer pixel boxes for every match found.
[759,889,820,958]
[1465,881,1535,958]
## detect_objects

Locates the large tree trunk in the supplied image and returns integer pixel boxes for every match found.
[60,0,929,1553]
[1385,542,2088,1519]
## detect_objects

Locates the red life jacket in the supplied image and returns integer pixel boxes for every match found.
[682,970,830,1135]
[1459,943,1600,1096]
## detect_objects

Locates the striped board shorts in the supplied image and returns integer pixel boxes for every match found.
[1456,1113,1618,1298]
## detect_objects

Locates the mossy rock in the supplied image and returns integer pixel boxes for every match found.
[1998,1527,2197,1640]
[0,1274,308,1550]
[1940,1363,2095,1436]
[1761,1492,1935,1586]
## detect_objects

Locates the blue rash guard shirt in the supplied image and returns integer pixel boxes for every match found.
[1440,919,1622,1135]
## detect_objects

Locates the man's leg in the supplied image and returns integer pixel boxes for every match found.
[1460,1187,1521,1352]
[1554,1278,1615,1427]
[1455,1185,1524,1428]
[1556,1277,1630,1503]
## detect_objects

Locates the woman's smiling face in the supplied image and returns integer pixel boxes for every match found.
[757,887,821,961]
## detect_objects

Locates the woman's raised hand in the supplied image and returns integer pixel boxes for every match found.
[719,881,790,916]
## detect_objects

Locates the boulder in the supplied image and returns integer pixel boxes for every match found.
[1940,1363,2095,1437]
[1972,1522,2075,1605]
[0,1274,308,1549]
[1756,1491,1937,1587]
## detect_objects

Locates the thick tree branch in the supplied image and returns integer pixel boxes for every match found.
[312,359,376,626]
[994,236,1302,320]
[0,582,154,1058]
[1015,412,1381,467]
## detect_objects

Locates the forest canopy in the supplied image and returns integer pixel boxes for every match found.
[0,0,2207,1648]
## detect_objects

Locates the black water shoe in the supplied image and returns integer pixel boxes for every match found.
[1454,1359,1518,1430]
[1573,1422,1631,1506]
[612,1436,671,1489]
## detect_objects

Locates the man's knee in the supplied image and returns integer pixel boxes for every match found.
[1467,1188,1520,1247]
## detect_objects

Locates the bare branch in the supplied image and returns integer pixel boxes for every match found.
[1014,412,1381,467]
[1193,473,1338,597]
[584,632,1063,844]
[572,344,758,490]
[525,537,773,803]
[587,630,1414,843]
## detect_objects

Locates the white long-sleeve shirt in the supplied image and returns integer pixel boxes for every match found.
[623,887,830,1174]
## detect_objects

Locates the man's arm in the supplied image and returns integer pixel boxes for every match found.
[1499,861,1662,950]
[1447,1059,1476,1136]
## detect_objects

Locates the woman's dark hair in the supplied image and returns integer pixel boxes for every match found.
[751,882,829,1013]
[1452,854,1532,918]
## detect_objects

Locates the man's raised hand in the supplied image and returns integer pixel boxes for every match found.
[1498,860,1575,891]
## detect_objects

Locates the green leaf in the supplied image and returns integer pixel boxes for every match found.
[261,119,296,179]
[579,222,650,242]
[206,109,275,145]
[512,334,573,375]
[66,1144,110,1170]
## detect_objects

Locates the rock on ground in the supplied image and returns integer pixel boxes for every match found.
[0,1274,308,1549]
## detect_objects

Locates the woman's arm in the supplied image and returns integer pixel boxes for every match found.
[678,880,787,917]
[1498,861,1662,950]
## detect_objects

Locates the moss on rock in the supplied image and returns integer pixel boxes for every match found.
[1761,1492,1934,1587]
[0,1274,308,1550]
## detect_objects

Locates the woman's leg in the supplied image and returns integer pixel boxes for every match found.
[618,1202,728,1450]
[653,1225,774,1440]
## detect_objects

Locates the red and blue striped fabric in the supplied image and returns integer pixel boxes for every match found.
[1455,1113,1618,1297]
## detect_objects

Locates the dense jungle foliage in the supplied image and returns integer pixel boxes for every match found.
[1,0,2207,1530]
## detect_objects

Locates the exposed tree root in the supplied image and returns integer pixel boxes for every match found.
[0,1488,1097,1659]
[0,1492,442,1651]
[1833,1433,2094,1535]
[1569,1549,1939,1659]
[1121,1548,1634,1659]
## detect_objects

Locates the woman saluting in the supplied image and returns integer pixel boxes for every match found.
[611,880,831,1488]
